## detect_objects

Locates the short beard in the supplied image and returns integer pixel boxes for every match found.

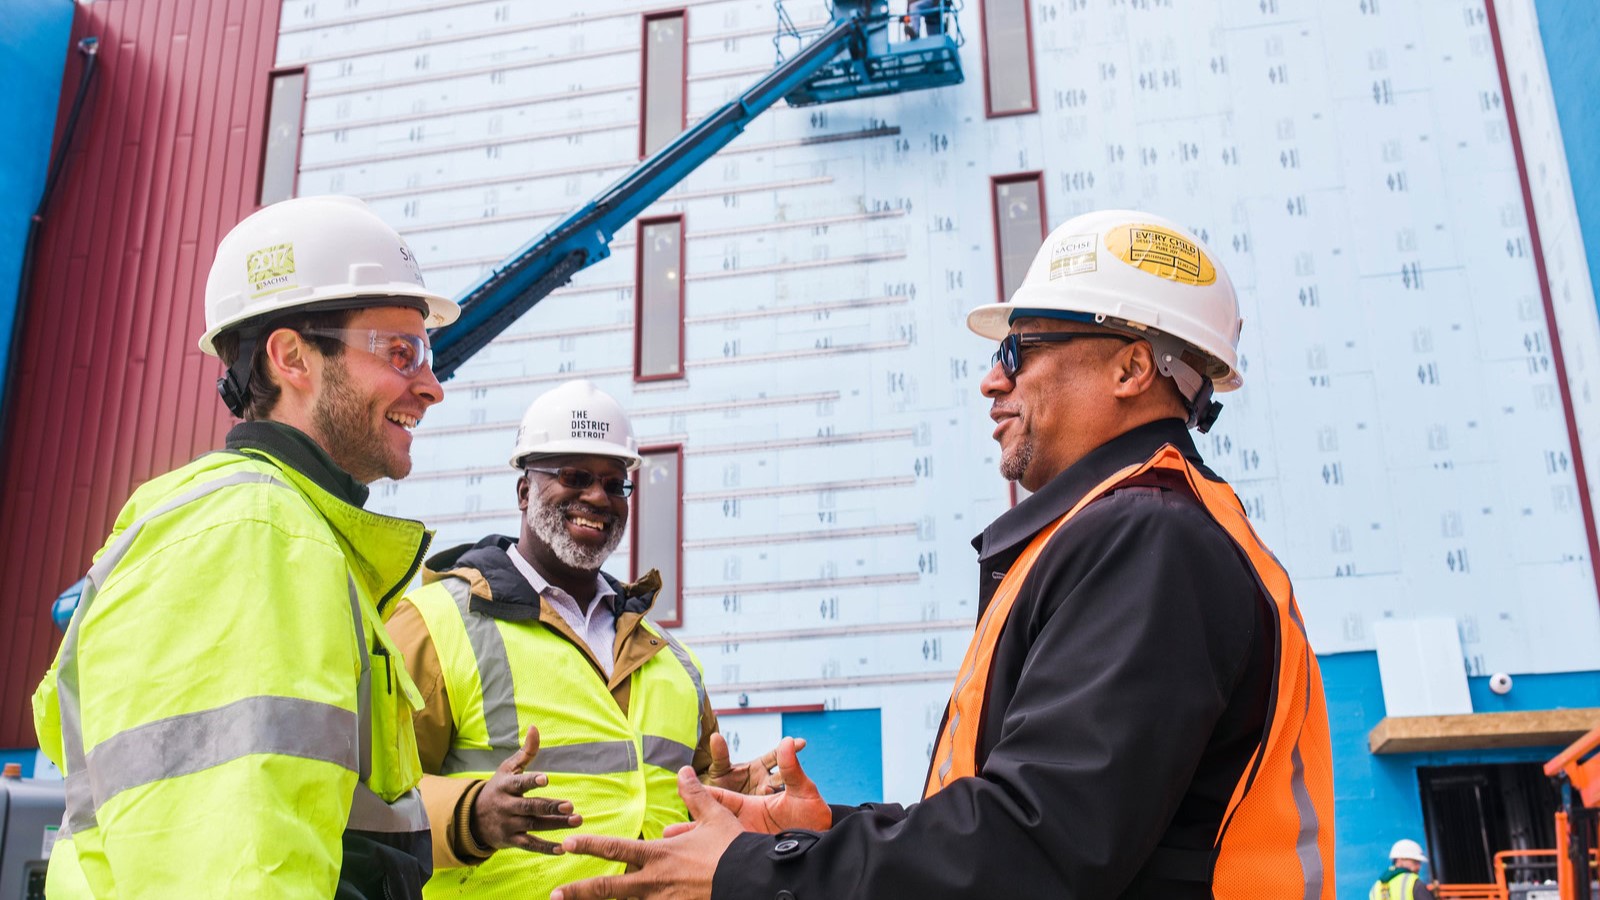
[313,353,407,483]
[527,498,624,571]
[999,433,1033,484]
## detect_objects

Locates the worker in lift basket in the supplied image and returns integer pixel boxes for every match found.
[33,195,457,898]
[386,378,799,899]
[550,209,1337,900]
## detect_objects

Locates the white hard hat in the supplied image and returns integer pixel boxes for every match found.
[967,209,1244,394]
[198,195,459,355]
[511,380,642,472]
[1388,839,1428,863]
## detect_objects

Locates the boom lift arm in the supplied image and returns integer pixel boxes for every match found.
[433,12,865,378]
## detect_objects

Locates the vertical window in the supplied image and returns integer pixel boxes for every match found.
[635,215,685,380]
[259,68,306,205]
[981,0,1037,117]
[633,445,684,627]
[640,11,687,157]
[991,173,1047,302]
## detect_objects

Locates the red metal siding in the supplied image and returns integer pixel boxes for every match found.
[0,0,283,748]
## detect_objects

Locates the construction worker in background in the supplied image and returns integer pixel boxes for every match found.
[31,195,457,898]
[386,379,797,899]
[551,209,1337,900]
[1372,840,1436,900]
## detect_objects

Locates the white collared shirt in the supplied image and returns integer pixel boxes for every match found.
[505,545,619,679]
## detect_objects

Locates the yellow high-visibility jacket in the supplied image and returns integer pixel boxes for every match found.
[32,422,433,898]
[390,536,712,899]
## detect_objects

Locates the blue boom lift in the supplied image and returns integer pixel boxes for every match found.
[428,0,963,379]
[41,1,964,637]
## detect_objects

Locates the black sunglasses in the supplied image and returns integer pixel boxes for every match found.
[524,466,635,498]
[990,332,1137,380]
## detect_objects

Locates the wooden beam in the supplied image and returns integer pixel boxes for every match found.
[1368,708,1600,755]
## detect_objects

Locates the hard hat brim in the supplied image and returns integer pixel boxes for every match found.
[513,443,644,473]
[198,289,460,356]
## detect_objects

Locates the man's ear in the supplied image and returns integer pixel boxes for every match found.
[262,327,316,396]
[1111,339,1160,398]
[516,473,531,513]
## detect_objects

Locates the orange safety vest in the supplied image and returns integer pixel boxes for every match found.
[925,443,1336,898]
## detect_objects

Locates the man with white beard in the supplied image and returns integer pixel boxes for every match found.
[387,379,792,899]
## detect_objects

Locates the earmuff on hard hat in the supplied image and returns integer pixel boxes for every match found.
[967,209,1244,432]
[200,196,460,416]
[511,380,642,472]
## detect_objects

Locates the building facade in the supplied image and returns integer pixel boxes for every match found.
[6,1,1599,896]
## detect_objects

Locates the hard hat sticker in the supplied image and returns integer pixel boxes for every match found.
[1105,225,1217,286]
[1048,234,1097,279]
[246,243,298,298]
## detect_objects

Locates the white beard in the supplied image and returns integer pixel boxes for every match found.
[527,498,624,570]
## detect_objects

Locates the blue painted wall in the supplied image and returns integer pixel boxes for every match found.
[0,1,74,405]
[1323,651,1600,898]
[782,708,885,806]
[1535,0,1600,312]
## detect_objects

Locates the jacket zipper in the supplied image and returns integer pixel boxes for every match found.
[378,530,432,616]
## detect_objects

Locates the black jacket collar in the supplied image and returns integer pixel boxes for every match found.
[972,418,1212,562]
[225,420,369,508]
[426,534,656,622]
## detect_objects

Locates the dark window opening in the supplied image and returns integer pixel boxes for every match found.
[640,11,687,158]
[981,0,1037,117]
[632,444,683,627]
[990,172,1047,304]
[635,215,685,381]
[1418,762,1560,885]
[259,69,306,205]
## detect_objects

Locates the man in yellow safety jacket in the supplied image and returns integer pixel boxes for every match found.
[386,379,792,899]
[1371,840,1436,900]
[552,210,1336,900]
[32,195,459,898]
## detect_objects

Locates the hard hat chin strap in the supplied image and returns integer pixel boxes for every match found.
[1146,331,1224,434]
[217,333,259,418]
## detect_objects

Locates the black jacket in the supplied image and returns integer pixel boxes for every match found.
[713,419,1275,899]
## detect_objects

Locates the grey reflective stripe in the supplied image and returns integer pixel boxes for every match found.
[64,772,95,834]
[57,470,296,834]
[349,784,429,834]
[1290,646,1324,900]
[443,578,522,750]
[937,599,1007,785]
[84,695,358,808]
[642,735,695,772]
[653,625,707,738]
[348,575,371,783]
[442,740,640,776]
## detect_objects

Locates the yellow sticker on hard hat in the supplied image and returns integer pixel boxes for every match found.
[1104,224,1216,286]
[246,243,297,299]
[1048,234,1097,279]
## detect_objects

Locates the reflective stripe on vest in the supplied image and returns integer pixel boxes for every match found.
[435,577,703,777]
[56,467,421,840]
[922,444,1336,899]
[1370,872,1418,900]
[413,575,704,899]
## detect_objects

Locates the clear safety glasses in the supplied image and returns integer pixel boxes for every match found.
[299,328,434,378]
[525,466,635,498]
[990,331,1135,381]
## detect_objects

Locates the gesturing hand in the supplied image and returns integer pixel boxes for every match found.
[671,736,829,836]
[551,766,741,900]
[702,733,809,795]
[471,724,582,854]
